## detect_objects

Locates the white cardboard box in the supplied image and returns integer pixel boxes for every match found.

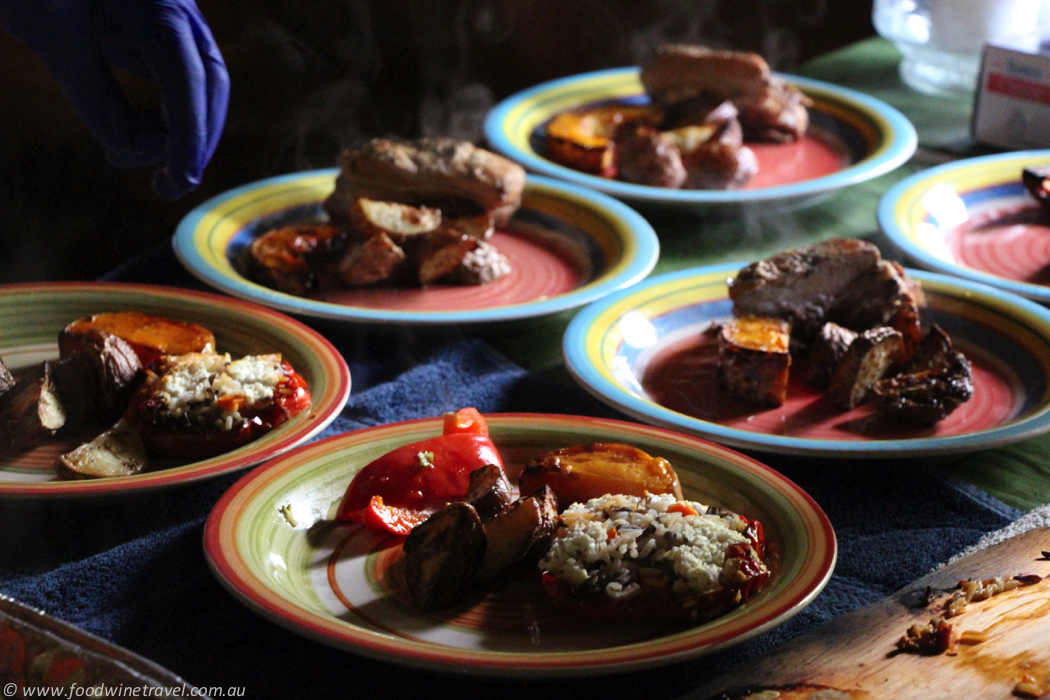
[973,37,1050,149]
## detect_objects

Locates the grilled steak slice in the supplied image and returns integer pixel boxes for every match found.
[640,44,810,143]
[324,138,526,227]
[807,322,858,389]
[728,239,923,342]
[641,44,770,106]
[729,239,881,339]
[718,316,792,406]
[613,122,687,188]
[826,326,904,410]
[871,326,973,426]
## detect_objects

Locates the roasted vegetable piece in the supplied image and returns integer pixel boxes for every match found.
[336,232,406,286]
[806,322,858,389]
[518,442,683,509]
[124,352,311,460]
[0,363,65,449]
[464,464,513,522]
[55,330,143,422]
[478,485,558,582]
[348,198,442,245]
[871,325,973,426]
[717,315,792,406]
[247,224,348,297]
[402,502,487,610]
[335,408,504,535]
[826,326,904,409]
[59,311,216,366]
[55,419,148,480]
[612,122,687,188]
[545,104,663,177]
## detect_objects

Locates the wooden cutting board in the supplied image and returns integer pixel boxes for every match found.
[688,528,1050,700]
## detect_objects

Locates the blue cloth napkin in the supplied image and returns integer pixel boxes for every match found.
[0,242,1018,697]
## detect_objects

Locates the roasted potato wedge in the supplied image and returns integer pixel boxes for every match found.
[0,363,66,449]
[56,419,148,480]
[518,443,683,508]
[718,315,792,406]
[348,198,442,245]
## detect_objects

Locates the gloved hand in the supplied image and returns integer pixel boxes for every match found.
[0,0,229,200]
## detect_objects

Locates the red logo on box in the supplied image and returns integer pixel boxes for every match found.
[986,72,1050,105]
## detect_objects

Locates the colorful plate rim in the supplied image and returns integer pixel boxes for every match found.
[0,282,351,497]
[878,149,1050,302]
[173,171,659,325]
[203,413,836,677]
[562,264,1050,458]
[484,67,917,206]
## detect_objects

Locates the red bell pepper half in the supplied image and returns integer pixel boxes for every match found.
[335,408,503,535]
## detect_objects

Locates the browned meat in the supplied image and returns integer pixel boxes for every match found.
[735,76,812,143]
[402,502,487,610]
[718,315,792,406]
[728,239,923,342]
[248,224,348,296]
[640,44,770,106]
[640,44,810,143]
[478,485,558,582]
[324,138,526,227]
[677,119,758,190]
[612,122,687,188]
[806,322,857,389]
[871,325,973,426]
[0,363,66,449]
[464,464,512,523]
[826,326,904,409]
[336,232,406,286]
[834,260,925,351]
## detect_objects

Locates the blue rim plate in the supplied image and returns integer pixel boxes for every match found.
[484,68,917,209]
[879,150,1050,303]
[563,264,1050,458]
[174,171,659,325]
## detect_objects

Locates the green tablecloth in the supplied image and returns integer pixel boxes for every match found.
[488,37,1050,513]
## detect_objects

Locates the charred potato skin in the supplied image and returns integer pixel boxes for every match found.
[518,443,683,508]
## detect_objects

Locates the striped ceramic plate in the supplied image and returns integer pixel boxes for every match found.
[563,264,1050,458]
[205,413,835,676]
[174,172,658,325]
[484,68,916,210]
[879,149,1050,303]
[0,283,350,497]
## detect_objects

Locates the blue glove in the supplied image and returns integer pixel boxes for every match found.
[0,0,229,200]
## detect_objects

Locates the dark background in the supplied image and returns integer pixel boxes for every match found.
[0,0,877,283]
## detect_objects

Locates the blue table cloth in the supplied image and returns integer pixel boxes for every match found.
[0,241,1021,698]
